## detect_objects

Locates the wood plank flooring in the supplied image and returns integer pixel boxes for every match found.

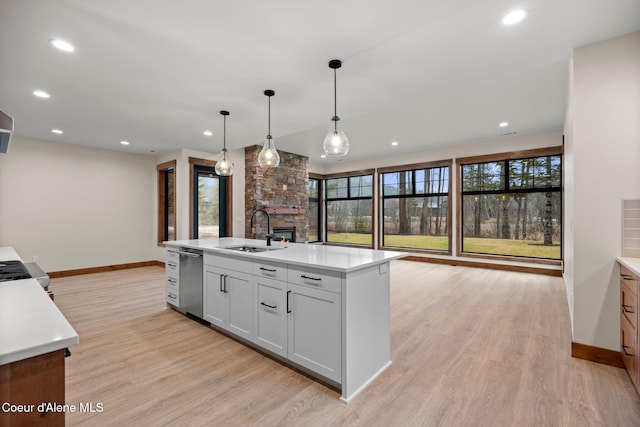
[49,261,640,426]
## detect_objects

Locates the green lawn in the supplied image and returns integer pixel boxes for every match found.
[327,232,560,259]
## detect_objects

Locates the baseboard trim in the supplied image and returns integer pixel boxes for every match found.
[403,255,563,277]
[571,342,624,369]
[48,261,164,278]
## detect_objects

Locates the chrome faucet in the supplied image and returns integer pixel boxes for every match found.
[250,208,273,246]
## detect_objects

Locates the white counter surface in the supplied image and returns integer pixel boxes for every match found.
[0,247,79,365]
[165,238,406,273]
[617,257,640,276]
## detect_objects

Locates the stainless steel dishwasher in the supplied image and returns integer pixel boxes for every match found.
[178,247,204,319]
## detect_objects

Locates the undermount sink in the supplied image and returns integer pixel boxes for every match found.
[222,245,282,253]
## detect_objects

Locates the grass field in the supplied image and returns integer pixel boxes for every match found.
[326,232,560,259]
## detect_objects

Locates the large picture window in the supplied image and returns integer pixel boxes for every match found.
[308,176,321,242]
[458,147,562,261]
[325,171,374,247]
[380,161,451,252]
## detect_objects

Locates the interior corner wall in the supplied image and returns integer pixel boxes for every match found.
[569,31,640,350]
[0,136,157,272]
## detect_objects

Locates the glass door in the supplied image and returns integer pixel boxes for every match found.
[193,165,228,238]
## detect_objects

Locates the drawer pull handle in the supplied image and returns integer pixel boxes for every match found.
[168,293,176,299]
[620,274,634,280]
[260,267,277,273]
[168,262,177,268]
[622,345,635,357]
[260,302,277,309]
[168,277,177,283]
[301,274,321,281]
[622,304,634,313]
[286,290,291,313]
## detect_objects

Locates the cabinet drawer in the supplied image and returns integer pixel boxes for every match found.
[166,286,179,306]
[166,275,178,288]
[204,253,251,273]
[166,247,179,261]
[288,266,343,294]
[621,315,637,381]
[620,265,638,296]
[253,261,288,282]
[621,282,638,328]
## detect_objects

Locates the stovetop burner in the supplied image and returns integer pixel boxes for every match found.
[0,260,32,281]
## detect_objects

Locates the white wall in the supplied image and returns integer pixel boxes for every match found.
[565,31,640,350]
[0,137,157,272]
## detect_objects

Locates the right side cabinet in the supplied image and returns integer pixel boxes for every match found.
[620,263,640,393]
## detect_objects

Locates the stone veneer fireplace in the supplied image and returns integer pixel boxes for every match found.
[245,145,309,242]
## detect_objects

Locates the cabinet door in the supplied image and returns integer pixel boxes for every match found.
[204,265,226,328]
[255,277,287,357]
[288,283,341,383]
[226,270,254,341]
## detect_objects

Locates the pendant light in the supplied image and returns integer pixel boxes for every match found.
[214,110,234,176]
[323,59,349,156]
[258,89,280,167]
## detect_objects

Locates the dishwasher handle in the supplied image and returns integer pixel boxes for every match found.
[178,250,202,258]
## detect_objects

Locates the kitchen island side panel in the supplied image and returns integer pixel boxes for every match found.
[341,262,392,402]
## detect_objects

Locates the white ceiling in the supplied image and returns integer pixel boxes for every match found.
[1,0,639,164]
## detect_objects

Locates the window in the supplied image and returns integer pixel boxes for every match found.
[325,171,374,247]
[157,160,176,245]
[458,147,562,260]
[380,161,451,252]
[189,157,232,239]
[308,176,321,242]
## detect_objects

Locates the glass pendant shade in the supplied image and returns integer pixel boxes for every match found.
[323,128,349,156]
[215,148,233,176]
[215,110,233,176]
[259,89,280,167]
[258,135,280,167]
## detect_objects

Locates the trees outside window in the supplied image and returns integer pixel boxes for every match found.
[308,177,321,242]
[380,161,451,252]
[325,172,373,246]
[458,148,562,260]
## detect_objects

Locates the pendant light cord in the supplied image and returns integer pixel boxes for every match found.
[223,115,226,150]
[268,95,271,137]
[333,68,338,132]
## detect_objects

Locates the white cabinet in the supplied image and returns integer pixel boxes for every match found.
[287,283,341,383]
[252,261,342,383]
[254,276,287,357]
[165,248,179,306]
[203,255,254,342]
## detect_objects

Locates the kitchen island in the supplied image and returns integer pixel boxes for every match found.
[164,238,405,402]
[0,247,79,426]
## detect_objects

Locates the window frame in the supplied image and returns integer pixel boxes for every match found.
[378,160,453,255]
[308,174,323,243]
[456,146,563,264]
[323,169,375,248]
[188,157,233,239]
[157,160,176,246]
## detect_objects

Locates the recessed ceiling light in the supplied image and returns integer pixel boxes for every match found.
[33,90,50,98]
[503,10,528,25]
[49,39,75,52]
[320,154,327,158]
[51,129,63,134]
[120,140,130,146]
[499,121,509,127]
[203,130,213,136]
[391,141,399,146]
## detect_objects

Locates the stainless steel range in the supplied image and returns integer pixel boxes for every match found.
[0,260,50,288]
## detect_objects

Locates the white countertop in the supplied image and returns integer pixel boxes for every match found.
[617,257,640,276]
[0,247,79,365]
[165,238,406,273]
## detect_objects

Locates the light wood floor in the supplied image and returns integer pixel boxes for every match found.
[49,261,640,426]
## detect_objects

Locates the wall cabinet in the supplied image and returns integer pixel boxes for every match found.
[619,263,639,394]
[204,256,254,342]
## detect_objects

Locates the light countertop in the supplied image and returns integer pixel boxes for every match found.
[0,247,79,365]
[165,238,406,273]
[617,257,640,276]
